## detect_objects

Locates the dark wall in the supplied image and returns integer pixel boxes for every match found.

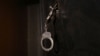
[0,0,28,56]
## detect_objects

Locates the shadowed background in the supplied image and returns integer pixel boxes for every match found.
[0,0,39,56]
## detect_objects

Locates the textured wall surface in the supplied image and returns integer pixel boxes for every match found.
[41,0,100,56]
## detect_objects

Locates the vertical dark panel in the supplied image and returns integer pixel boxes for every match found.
[27,4,42,56]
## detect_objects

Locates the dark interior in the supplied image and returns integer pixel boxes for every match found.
[1,0,100,56]
[0,0,40,56]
